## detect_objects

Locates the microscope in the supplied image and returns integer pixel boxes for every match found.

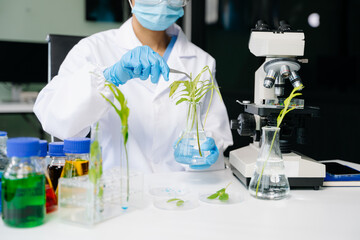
[229,20,325,189]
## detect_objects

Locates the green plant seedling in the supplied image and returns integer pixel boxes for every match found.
[255,84,304,197]
[100,82,130,201]
[89,122,103,198]
[207,183,231,201]
[167,198,185,207]
[169,66,222,156]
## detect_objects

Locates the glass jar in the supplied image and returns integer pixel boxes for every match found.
[173,102,217,169]
[0,131,8,214]
[39,140,57,213]
[48,142,66,194]
[1,137,45,228]
[248,126,290,200]
[63,138,90,178]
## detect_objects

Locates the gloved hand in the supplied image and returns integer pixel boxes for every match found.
[103,45,170,86]
[173,137,219,170]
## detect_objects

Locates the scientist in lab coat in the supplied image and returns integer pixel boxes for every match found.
[34,0,233,173]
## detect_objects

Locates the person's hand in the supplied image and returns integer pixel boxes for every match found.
[173,137,219,169]
[103,46,169,86]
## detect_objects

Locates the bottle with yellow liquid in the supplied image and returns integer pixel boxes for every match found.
[62,138,90,178]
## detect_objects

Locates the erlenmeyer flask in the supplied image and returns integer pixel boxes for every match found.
[248,126,290,200]
[174,102,211,169]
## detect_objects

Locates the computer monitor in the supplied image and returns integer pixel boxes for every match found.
[0,40,47,101]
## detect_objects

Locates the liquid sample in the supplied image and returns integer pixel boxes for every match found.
[1,174,45,228]
[61,159,89,178]
[45,175,57,213]
[248,159,290,200]
[48,164,63,194]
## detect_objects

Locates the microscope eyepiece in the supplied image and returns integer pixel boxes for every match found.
[255,20,270,31]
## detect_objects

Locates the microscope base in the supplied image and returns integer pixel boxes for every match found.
[229,144,325,189]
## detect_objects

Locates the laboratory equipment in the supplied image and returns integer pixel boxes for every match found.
[48,142,66,195]
[150,185,198,211]
[169,68,191,79]
[58,168,144,226]
[248,126,290,199]
[1,137,45,228]
[173,102,219,169]
[39,140,57,213]
[62,138,90,178]
[229,20,325,189]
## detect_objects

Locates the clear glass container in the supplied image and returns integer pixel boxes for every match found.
[173,102,216,169]
[1,137,46,228]
[63,138,90,178]
[0,131,8,214]
[48,142,66,196]
[248,126,290,200]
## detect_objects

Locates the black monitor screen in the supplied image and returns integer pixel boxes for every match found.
[0,41,47,84]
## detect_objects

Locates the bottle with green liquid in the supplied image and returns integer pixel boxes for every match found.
[1,137,45,228]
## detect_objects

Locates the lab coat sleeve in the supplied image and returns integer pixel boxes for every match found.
[201,62,233,168]
[33,41,113,140]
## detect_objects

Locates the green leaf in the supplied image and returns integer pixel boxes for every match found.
[176,97,188,105]
[167,198,181,203]
[207,192,219,199]
[176,200,184,207]
[219,193,229,201]
[216,188,226,194]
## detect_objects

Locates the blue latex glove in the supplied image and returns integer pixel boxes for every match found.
[173,137,219,170]
[103,46,170,86]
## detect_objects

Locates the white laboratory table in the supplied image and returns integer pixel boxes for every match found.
[1,161,360,240]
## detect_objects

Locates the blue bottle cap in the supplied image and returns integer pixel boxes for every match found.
[0,131,7,137]
[39,140,48,157]
[7,137,40,158]
[63,138,90,154]
[48,142,66,157]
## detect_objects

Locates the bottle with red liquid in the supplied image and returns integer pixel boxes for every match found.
[48,142,66,197]
[39,140,57,213]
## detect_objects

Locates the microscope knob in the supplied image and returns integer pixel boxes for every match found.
[231,113,256,136]
[255,20,270,31]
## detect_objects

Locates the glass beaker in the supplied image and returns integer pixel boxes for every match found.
[173,102,216,169]
[248,126,290,200]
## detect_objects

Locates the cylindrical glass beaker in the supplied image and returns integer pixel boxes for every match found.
[248,126,290,200]
[62,138,90,178]
[1,137,45,228]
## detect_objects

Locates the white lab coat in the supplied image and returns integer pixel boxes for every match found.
[34,18,233,173]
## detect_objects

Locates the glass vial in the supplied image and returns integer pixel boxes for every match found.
[248,126,290,200]
[39,140,57,213]
[62,138,90,178]
[1,137,45,228]
[48,142,66,196]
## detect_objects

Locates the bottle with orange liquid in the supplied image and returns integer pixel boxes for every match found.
[39,140,57,213]
[62,138,90,178]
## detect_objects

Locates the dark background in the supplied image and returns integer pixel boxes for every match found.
[191,0,360,163]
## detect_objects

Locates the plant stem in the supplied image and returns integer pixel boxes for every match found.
[255,129,278,196]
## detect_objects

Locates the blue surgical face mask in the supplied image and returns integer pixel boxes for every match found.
[131,2,184,31]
